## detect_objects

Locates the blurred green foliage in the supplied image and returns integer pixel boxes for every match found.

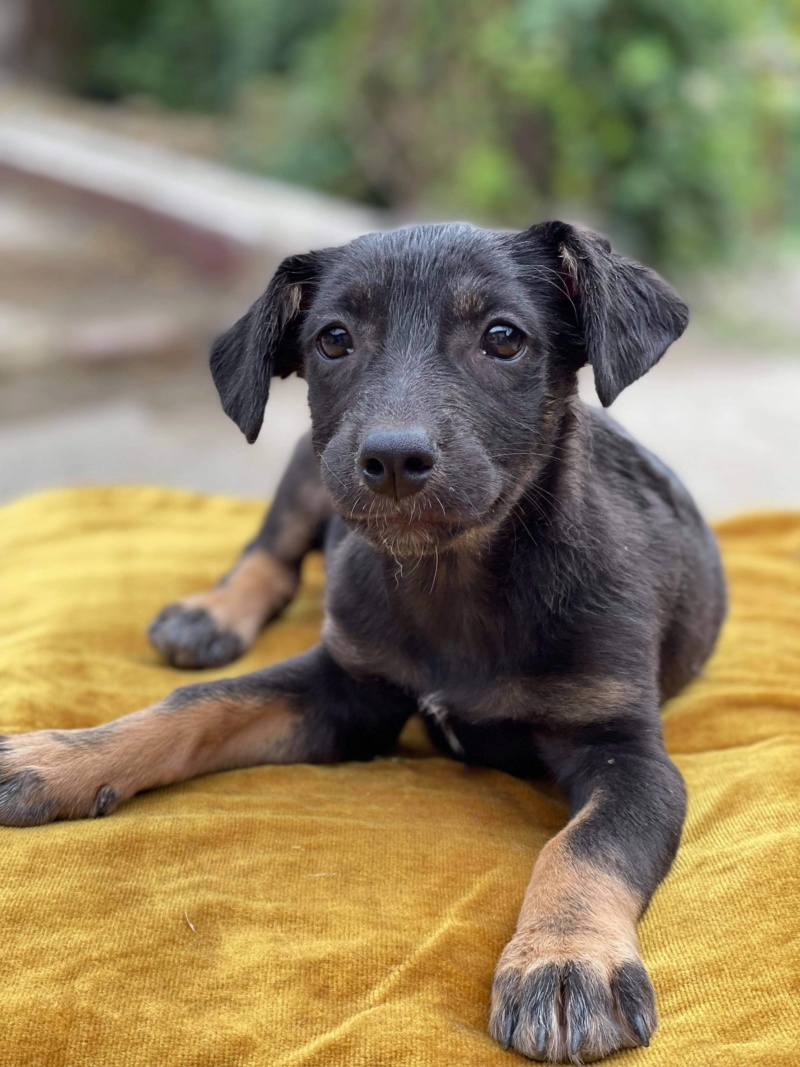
[71,0,799,268]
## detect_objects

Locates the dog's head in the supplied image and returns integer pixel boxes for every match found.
[211,221,687,556]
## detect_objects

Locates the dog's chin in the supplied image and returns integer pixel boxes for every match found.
[344,514,477,559]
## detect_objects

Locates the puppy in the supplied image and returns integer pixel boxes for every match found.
[0,220,726,1063]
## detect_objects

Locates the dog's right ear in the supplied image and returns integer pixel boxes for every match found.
[210,249,332,443]
[513,221,688,407]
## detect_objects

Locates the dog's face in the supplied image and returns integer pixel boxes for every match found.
[302,224,564,555]
[211,221,687,556]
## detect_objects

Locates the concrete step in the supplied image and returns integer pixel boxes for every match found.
[0,108,378,274]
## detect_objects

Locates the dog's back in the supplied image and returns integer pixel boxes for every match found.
[582,404,726,699]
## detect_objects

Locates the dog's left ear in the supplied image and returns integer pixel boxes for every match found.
[210,249,333,443]
[516,221,689,406]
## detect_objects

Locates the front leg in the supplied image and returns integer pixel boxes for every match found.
[148,433,331,668]
[489,714,686,1063]
[0,646,415,827]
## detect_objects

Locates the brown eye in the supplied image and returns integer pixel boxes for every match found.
[482,323,526,360]
[317,325,354,360]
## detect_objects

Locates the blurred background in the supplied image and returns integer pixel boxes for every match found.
[2,0,799,517]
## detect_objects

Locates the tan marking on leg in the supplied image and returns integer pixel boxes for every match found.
[271,481,332,561]
[473,675,640,724]
[183,550,298,645]
[0,692,303,825]
[489,800,654,1062]
[505,828,641,976]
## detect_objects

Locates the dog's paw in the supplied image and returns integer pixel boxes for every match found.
[0,731,121,827]
[148,602,245,669]
[489,953,655,1063]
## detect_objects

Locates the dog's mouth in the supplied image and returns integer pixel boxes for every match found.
[350,515,464,554]
[341,498,491,557]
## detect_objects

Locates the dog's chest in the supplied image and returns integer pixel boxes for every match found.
[415,688,555,779]
[326,561,515,682]
[325,606,498,703]
[324,535,570,733]
[324,601,554,730]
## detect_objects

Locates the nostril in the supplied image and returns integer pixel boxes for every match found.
[364,457,385,477]
[404,455,433,475]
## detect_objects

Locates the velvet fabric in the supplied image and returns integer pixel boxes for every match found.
[1,488,797,1065]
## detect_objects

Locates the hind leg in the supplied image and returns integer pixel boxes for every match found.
[149,433,332,668]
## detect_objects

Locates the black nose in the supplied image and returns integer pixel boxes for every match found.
[358,427,437,499]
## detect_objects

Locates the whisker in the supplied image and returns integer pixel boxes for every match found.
[428,545,439,596]
[320,454,347,490]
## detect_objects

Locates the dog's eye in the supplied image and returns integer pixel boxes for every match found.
[316,325,354,360]
[481,323,526,360]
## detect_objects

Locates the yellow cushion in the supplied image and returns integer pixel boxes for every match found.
[1,487,797,1066]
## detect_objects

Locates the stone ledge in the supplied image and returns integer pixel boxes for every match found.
[0,109,379,276]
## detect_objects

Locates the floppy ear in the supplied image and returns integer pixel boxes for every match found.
[518,221,689,406]
[210,249,331,443]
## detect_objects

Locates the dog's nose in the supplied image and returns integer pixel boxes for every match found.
[358,428,437,499]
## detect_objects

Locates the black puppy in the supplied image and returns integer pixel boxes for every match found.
[0,221,725,1063]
